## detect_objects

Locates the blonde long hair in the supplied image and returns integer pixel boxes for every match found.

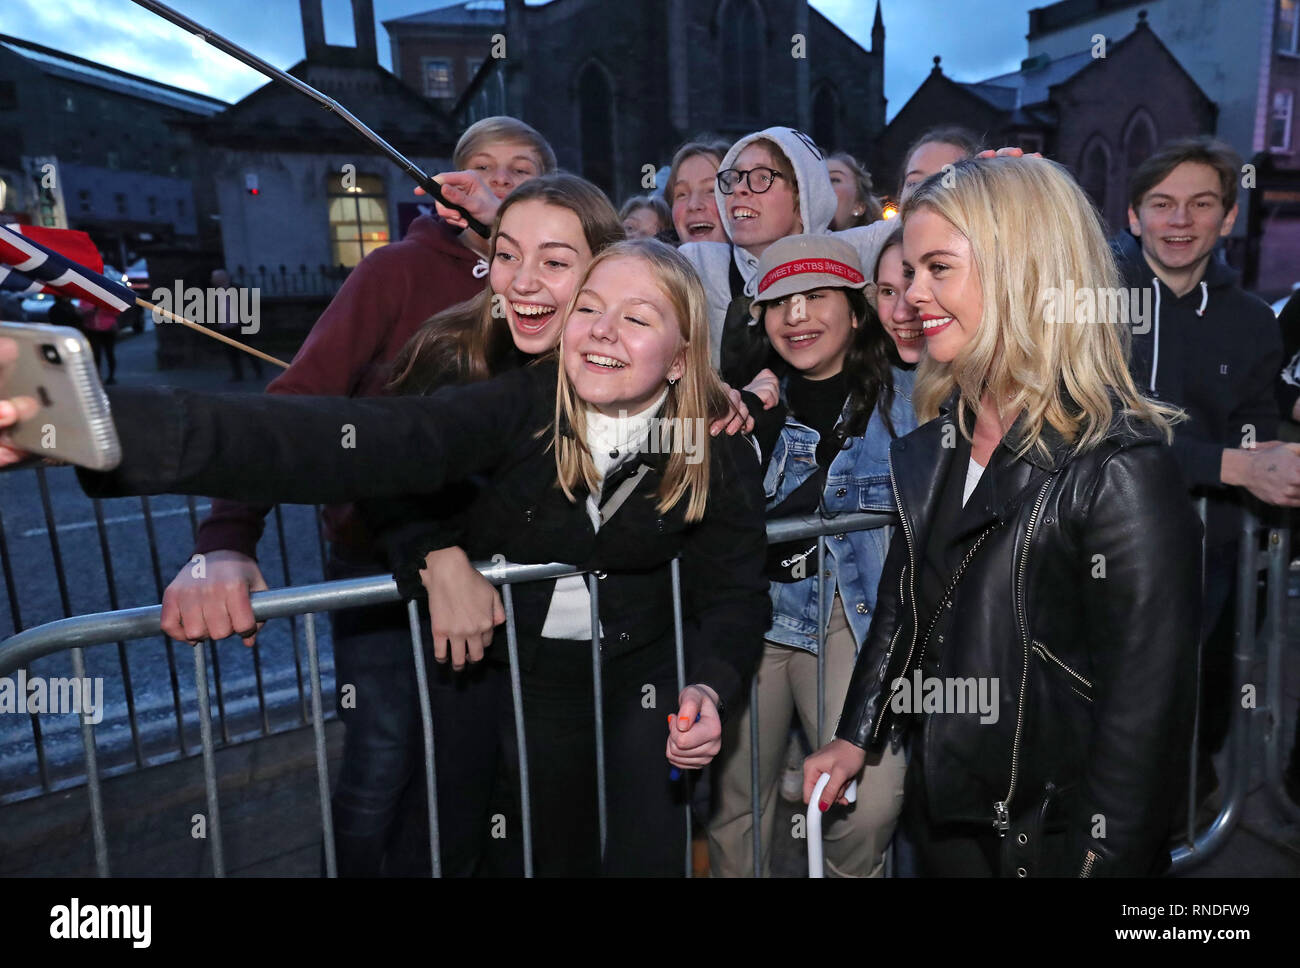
[904,156,1179,460]
[553,239,729,522]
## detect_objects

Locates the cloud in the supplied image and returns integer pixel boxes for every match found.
[5,0,293,102]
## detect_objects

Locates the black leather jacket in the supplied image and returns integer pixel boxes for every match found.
[835,393,1202,876]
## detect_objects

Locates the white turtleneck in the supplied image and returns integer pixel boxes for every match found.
[540,388,670,640]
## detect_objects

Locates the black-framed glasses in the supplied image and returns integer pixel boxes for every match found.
[716,166,786,195]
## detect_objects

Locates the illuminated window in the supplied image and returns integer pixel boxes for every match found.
[1278,0,1299,54]
[328,173,389,268]
[1270,89,1294,150]
[423,58,453,99]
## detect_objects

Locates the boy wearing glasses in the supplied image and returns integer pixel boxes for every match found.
[680,127,899,388]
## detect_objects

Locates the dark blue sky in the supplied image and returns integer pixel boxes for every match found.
[0,0,1046,120]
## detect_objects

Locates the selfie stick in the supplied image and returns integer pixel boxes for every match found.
[130,0,492,239]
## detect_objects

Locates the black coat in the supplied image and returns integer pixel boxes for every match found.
[79,360,771,708]
[1116,239,1281,546]
[835,393,1202,876]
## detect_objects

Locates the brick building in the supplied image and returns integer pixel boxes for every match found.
[0,33,226,267]
[383,1,506,112]
[1024,0,1300,297]
[191,0,457,282]
[876,13,1215,233]
[392,0,887,204]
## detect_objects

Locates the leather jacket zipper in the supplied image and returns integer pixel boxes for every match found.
[1079,849,1098,877]
[1032,640,1093,697]
[870,452,918,743]
[994,475,1054,835]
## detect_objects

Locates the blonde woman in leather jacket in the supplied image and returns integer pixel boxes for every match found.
[805,157,1202,877]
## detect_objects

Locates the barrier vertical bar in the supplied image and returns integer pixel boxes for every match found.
[1223,505,1259,818]
[70,645,109,876]
[304,613,336,878]
[35,468,112,861]
[816,535,828,745]
[670,558,691,877]
[0,503,49,791]
[406,600,442,877]
[313,507,329,577]
[588,574,607,862]
[1186,496,1208,845]
[750,673,760,877]
[1263,520,1300,821]
[500,583,534,877]
[273,505,309,725]
[187,497,229,745]
[139,496,188,754]
[91,499,144,767]
[192,643,226,877]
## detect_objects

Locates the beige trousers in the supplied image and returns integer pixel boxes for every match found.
[707,594,907,877]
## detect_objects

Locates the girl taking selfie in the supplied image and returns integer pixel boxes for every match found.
[0,239,770,878]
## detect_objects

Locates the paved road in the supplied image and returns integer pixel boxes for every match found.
[0,326,341,798]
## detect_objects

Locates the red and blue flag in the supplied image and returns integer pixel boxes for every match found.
[0,224,135,312]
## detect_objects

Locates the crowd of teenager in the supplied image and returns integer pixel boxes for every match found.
[3,113,1300,878]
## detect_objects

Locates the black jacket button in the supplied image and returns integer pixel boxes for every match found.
[524,507,534,523]
[836,487,847,497]
[619,631,630,642]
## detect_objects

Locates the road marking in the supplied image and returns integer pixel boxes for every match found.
[21,503,212,538]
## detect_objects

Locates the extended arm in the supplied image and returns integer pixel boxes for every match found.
[77,365,548,506]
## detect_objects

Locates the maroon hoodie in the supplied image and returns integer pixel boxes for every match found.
[193,214,485,563]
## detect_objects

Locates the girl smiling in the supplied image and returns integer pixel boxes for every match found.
[1,240,770,877]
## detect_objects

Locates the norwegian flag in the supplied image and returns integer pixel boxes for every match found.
[0,224,135,312]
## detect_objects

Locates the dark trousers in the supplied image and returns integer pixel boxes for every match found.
[223,333,262,380]
[505,634,689,876]
[327,554,507,877]
[899,745,1000,876]
[85,328,116,380]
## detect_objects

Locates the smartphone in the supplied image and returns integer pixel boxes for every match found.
[0,321,121,471]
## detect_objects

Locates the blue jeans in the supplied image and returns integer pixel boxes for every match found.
[327,553,511,876]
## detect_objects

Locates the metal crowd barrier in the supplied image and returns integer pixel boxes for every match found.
[0,504,1295,877]
[1169,499,1300,872]
[0,466,330,803]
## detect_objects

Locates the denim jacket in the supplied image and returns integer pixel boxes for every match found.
[762,367,917,653]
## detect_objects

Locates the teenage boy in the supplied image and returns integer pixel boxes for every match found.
[1119,137,1300,804]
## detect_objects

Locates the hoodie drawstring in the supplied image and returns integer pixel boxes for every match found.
[1148,278,1209,394]
[1149,281,1161,395]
